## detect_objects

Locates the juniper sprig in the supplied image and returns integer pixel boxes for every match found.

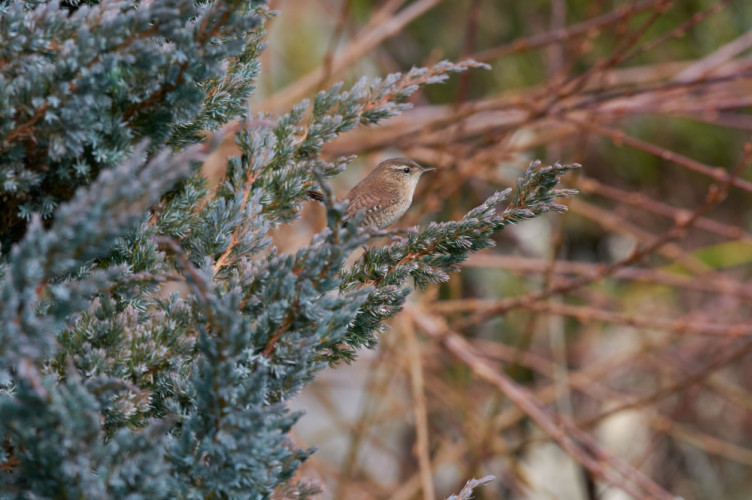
[0,0,574,496]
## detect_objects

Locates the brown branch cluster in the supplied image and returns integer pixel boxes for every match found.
[259,1,752,498]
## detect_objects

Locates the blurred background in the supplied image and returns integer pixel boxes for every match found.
[223,1,752,498]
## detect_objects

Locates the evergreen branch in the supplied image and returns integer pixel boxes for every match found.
[452,150,744,330]
[261,298,298,357]
[0,2,577,495]
[211,168,260,274]
[4,22,161,147]
[0,0,264,245]
[5,104,49,144]
[335,161,578,355]
[121,62,191,122]
[357,59,490,123]
[0,142,207,361]
[348,162,578,289]
[446,475,496,500]
[195,60,490,272]
[261,0,449,113]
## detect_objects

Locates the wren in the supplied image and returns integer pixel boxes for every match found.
[307,158,435,228]
[338,158,435,229]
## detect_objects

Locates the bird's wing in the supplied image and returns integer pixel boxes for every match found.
[344,184,399,217]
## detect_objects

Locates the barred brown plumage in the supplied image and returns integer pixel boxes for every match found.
[307,158,435,229]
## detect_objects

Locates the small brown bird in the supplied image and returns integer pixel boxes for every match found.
[307,158,435,228]
[340,158,435,229]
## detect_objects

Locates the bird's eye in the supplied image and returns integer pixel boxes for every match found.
[403,167,410,173]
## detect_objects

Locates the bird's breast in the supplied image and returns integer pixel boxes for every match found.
[345,181,414,229]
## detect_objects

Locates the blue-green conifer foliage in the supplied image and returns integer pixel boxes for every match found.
[0,0,576,496]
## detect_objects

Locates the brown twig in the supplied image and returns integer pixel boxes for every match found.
[470,336,752,467]
[451,141,752,330]
[581,338,752,427]
[410,308,676,500]
[212,169,260,274]
[262,0,445,113]
[261,300,297,357]
[461,254,752,300]
[471,0,665,62]
[568,119,752,194]
[403,317,436,500]
[437,299,752,338]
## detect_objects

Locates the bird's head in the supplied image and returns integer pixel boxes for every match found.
[370,158,436,194]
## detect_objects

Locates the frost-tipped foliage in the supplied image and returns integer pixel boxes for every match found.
[0,0,572,496]
[0,0,267,249]
[447,476,496,500]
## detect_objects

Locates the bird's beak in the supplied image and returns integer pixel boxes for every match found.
[419,165,436,172]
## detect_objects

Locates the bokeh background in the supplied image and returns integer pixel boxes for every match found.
[219,1,752,498]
